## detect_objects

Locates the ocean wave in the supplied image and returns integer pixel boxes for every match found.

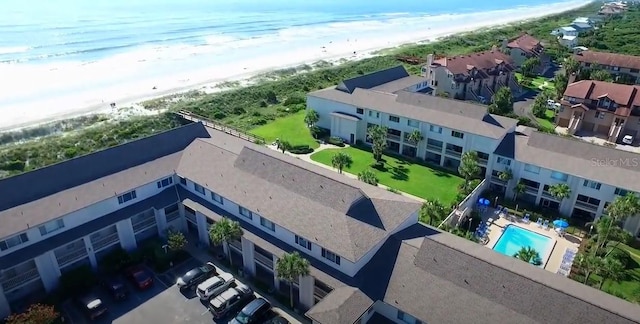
[0,46,31,55]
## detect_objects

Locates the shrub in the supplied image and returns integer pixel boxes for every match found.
[5,304,59,324]
[357,169,378,186]
[283,93,306,106]
[371,161,385,171]
[167,230,188,252]
[100,248,133,274]
[312,127,331,139]
[517,116,533,126]
[287,145,314,154]
[327,136,345,147]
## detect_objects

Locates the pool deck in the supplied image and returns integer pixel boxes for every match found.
[480,209,581,274]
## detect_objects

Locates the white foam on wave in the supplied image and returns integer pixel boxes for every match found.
[0,46,31,55]
[0,0,593,131]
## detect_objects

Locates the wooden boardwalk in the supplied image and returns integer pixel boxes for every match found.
[174,110,265,144]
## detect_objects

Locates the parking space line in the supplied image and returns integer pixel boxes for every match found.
[200,309,210,316]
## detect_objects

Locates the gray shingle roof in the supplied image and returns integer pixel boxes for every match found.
[308,87,517,139]
[176,140,421,261]
[512,131,640,192]
[305,287,373,324]
[337,66,409,93]
[370,75,428,93]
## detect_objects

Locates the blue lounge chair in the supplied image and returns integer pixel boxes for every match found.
[535,218,543,227]
[542,220,549,230]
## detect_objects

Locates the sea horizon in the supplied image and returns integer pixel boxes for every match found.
[0,0,593,131]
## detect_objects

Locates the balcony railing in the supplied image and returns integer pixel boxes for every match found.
[575,201,599,212]
[314,286,331,300]
[524,185,539,195]
[166,211,180,223]
[254,252,273,270]
[426,144,442,152]
[56,248,88,267]
[185,212,197,224]
[541,191,557,200]
[1,268,39,292]
[132,217,157,233]
[228,239,242,252]
[387,134,401,142]
[445,149,462,158]
[91,232,119,251]
[478,158,489,165]
[491,176,506,184]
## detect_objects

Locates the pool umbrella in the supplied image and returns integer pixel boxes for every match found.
[553,219,569,229]
[482,198,490,206]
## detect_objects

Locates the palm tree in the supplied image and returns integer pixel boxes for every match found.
[275,252,310,309]
[407,130,423,145]
[458,151,480,191]
[331,152,352,174]
[575,253,603,284]
[513,246,540,264]
[357,169,378,186]
[598,257,625,290]
[498,168,513,184]
[600,194,640,251]
[513,181,526,201]
[564,56,580,76]
[548,183,571,204]
[209,218,244,267]
[304,109,319,127]
[419,199,447,226]
[367,125,388,162]
[277,139,291,153]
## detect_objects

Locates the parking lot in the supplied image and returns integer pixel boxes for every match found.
[62,257,298,323]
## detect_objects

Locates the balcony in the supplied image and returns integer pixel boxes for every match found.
[132,216,157,233]
[254,251,273,270]
[426,144,442,152]
[56,248,88,267]
[491,176,506,184]
[445,149,462,158]
[91,232,119,251]
[228,239,242,252]
[478,157,489,165]
[166,211,180,223]
[541,190,557,200]
[185,212,197,224]
[387,133,401,142]
[575,200,599,212]
[524,185,539,195]
[1,268,39,292]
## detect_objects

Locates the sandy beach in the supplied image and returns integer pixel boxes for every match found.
[0,0,592,132]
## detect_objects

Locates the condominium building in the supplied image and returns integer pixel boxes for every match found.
[574,50,640,84]
[556,79,640,142]
[421,49,520,102]
[308,66,640,236]
[1,121,639,324]
[503,33,546,68]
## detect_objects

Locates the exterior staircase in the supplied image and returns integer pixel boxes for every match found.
[608,123,623,143]
[484,84,495,99]
[568,113,582,135]
[468,87,480,102]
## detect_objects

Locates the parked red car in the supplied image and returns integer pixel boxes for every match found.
[125,265,153,290]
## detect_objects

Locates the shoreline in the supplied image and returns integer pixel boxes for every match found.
[0,0,593,134]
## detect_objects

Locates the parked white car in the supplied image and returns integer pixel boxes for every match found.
[196,272,235,300]
[622,135,634,145]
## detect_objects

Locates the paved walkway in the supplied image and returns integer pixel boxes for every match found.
[183,241,310,324]
[267,143,426,203]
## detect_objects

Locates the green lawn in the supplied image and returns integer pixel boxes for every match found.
[592,244,640,303]
[249,111,319,148]
[536,109,555,131]
[310,146,464,204]
[515,72,555,91]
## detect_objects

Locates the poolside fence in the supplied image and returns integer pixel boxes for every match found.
[438,179,489,228]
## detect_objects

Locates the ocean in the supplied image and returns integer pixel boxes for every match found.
[0,0,591,130]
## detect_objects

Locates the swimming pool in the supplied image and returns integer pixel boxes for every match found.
[493,225,553,266]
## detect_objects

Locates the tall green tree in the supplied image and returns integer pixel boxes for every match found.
[590,69,613,82]
[553,73,569,99]
[549,183,572,204]
[531,93,550,118]
[407,129,423,145]
[276,252,310,309]
[488,87,513,115]
[276,139,291,153]
[575,253,603,284]
[331,152,352,174]
[458,151,480,191]
[600,194,640,251]
[598,257,625,290]
[367,125,388,162]
[304,109,319,127]
[564,56,580,75]
[498,168,513,185]
[521,57,541,77]
[513,246,540,264]
[419,199,448,226]
[513,181,526,201]
[209,218,244,267]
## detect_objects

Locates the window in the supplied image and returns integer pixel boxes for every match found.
[429,125,442,133]
[477,152,489,161]
[550,171,568,181]
[368,111,379,118]
[0,233,29,251]
[496,157,511,166]
[117,190,137,204]
[356,108,364,115]
[321,248,341,265]
[194,183,205,195]
[524,164,540,174]
[259,217,275,231]
[179,177,187,185]
[156,177,173,188]
[583,180,602,190]
[407,119,419,128]
[595,111,605,119]
[239,206,253,219]
[211,192,224,204]
[615,188,630,196]
[295,235,312,250]
[451,131,464,139]
[612,66,619,71]
[39,219,65,236]
[389,115,400,123]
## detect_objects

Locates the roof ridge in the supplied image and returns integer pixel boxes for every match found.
[419,236,640,322]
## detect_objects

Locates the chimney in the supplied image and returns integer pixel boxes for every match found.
[426,53,434,67]
[568,73,577,84]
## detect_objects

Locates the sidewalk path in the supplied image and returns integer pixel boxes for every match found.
[184,241,310,324]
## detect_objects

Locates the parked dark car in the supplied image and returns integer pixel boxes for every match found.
[229,298,271,324]
[75,292,107,320]
[264,315,290,324]
[176,261,218,289]
[125,265,153,290]
[101,277,128,301]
